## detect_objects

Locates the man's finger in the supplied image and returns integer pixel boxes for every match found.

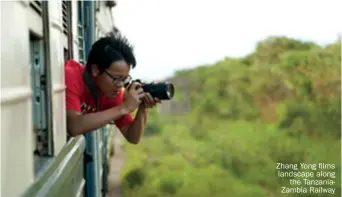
[138,92,146,99]
[130,82,142,91]
[125,82,133,91]
[144,93,154,104]
[136,88,144,95]
[144,96,152,107]
[154,98,161,103]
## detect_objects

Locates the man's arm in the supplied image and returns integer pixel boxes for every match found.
[119,105,148,144]
[118,92,160,144]
[67,105,129,136]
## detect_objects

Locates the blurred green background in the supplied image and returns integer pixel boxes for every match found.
[120,36,341,197]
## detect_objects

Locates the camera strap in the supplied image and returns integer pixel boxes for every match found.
[83,70,99,111]
[80,70,98,166]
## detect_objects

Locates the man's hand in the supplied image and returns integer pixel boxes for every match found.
[119,83,160,144]
[141,93,161,108]
[122,82,145,113]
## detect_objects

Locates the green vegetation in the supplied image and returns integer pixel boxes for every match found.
[120,36,341,197]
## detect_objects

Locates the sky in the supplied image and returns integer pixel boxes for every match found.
[112,0,341,81]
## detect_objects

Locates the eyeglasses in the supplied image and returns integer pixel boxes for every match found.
[104,70,132,85]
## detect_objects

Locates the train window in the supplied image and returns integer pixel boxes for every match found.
[62,0,68,35]
[30,34,48,156]
[63,0,74,61]
[64,1,74,143]
[29,1,42,15]
[29,0,55,178]
[78,1,86,65]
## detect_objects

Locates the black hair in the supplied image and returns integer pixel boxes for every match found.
[85,34,136,73]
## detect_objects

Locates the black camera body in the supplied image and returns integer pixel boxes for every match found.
[130,79,175,100]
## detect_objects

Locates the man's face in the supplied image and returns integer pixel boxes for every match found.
[92,60,131,98]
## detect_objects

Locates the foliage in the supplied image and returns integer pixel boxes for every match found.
[120,36,341,197]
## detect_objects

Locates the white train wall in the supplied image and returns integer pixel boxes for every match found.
[1,1,118,197]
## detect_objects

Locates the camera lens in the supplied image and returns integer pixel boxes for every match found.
[166,83,174,99]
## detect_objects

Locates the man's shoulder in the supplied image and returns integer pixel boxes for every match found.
[64,59,85,94]
[65,60,85,81]
[65,59,85,74]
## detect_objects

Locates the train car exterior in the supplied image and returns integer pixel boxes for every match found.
[1,1,119,197]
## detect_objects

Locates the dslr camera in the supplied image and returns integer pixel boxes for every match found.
[127,79,175,100]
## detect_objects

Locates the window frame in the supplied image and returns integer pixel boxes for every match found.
[77,1,86,65]
[62,0,74,61]
[28,0,55,177]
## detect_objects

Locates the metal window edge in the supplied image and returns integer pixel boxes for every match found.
[20,136,86,197]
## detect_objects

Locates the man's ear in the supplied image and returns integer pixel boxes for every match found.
[91,64,100,77]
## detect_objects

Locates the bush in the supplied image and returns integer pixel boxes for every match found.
[120,36,341,197]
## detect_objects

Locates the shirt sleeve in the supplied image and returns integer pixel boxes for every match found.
[65,61,82,112]
[110,89,134,129]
